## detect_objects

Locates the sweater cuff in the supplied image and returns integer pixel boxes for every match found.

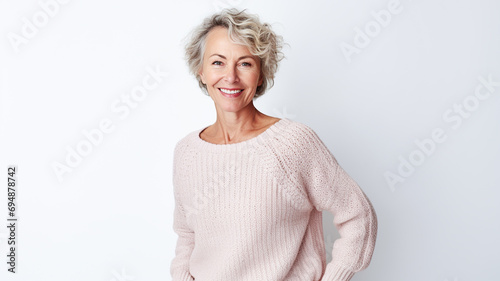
[321,263,355,281]
[172,271,194,281]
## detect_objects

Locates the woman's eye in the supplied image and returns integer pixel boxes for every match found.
[212,61,222,65]
[241,62,251,67]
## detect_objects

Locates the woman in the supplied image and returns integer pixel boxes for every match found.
[171,8,377,281]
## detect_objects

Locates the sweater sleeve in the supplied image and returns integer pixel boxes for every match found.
[297,125,378,281]
[170,144,195,281]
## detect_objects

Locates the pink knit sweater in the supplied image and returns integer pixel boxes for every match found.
[170,118,377,281]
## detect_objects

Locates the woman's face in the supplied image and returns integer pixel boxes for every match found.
[199,26,263,113]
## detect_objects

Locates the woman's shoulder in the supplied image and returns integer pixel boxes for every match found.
[173,128,202,153]
[271,118,322,144]
[262,118,330,160]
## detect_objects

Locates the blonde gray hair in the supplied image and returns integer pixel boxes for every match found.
[184,8,285,99]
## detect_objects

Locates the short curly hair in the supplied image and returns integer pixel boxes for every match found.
[184,8,285,99]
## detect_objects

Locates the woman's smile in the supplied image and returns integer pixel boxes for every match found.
[219,87,244,97]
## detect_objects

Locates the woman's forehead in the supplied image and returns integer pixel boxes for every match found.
[204,27,253,57]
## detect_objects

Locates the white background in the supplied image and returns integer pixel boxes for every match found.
[1,0,499,280]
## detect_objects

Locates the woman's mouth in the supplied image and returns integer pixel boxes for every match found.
[219,88,243,98]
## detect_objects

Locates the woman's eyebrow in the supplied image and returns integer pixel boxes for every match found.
[209,54,226,59]
[209,54,255,60]
[238,55,255,60]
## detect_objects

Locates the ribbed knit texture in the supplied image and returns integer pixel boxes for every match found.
[170,118,377,281]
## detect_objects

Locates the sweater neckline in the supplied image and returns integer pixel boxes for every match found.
[193,118,290,152]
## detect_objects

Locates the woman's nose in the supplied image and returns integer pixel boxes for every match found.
[224,65,239,83]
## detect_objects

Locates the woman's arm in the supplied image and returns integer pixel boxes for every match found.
[170,199,195,281]
[298,126,378,281]
[170,144,195,281]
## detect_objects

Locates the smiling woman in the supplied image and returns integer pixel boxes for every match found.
[198,26,263,116]
[171,8,378,281]
[185,8,283,100]
[182,8,285,144]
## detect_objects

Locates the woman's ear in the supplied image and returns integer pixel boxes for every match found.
[258,73,264,86]
[198,68,206,84]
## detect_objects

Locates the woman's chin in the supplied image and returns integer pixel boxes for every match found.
[218,104,244,113]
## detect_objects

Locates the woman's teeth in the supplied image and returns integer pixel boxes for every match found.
[219,88,243,94]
